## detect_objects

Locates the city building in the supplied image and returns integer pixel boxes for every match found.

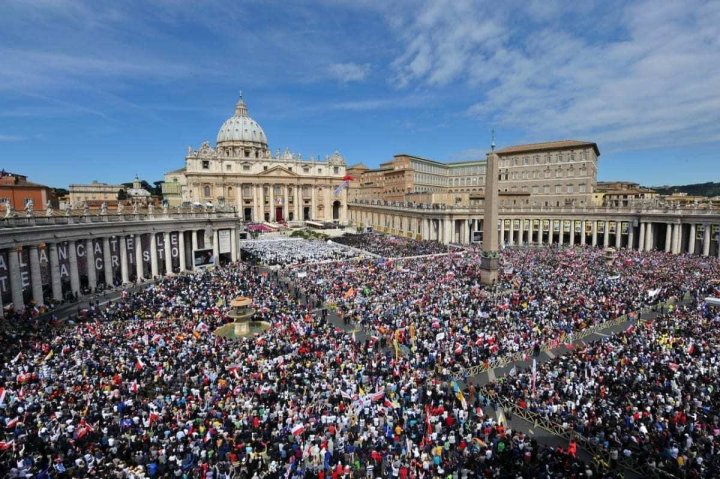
[68,180,123,207]
[164,95,349,223]
[593,181,659,207]
[0,171,57,211]
[347,140,599,209]
[124,176,153,205]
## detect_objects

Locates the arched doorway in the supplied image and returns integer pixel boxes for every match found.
[332,201,341,221]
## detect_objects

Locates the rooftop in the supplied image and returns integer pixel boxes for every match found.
[494,140,599,156]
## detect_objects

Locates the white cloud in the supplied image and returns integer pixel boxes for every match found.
[389,0,720,151]
[327,62,371,83]
[0,135,25,142]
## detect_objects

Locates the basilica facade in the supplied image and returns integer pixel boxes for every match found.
[163,96,349,223]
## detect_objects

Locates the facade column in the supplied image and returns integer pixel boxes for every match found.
[591,220,598,247]
[311,186,317,220]
[86,239,97,291]
[284,185,290,222]
[150,233,159,278]
[580,220,586,245]
[628,223,635,250]
[569,220,576,246]
[178,232,186,271]
[164,232,172,275]
[254,185,261,222]
[8,247,25,309]
[324,187,332,221]
[688,224,696,255]
[213,229,220,265]
[135,234,144,280]
[68,240,80,295]
[231,228,238,262]
[665,224,672,253]
[508,220,514,246]
[119,236,130,284]
[269,186,275,221]
[602,222,609,248]
[639,222,646,252]
[103,237,113,286]
[49,243,62,301]
[29,245,44,306]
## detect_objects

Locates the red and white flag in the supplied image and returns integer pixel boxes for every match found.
[135,357,145,371]
[291,424,305,436]
[0,387,6,407]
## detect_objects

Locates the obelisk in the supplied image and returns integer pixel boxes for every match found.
[480,148,500,285]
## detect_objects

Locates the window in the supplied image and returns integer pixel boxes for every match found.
[226,164,232,171]
[243,164,250,171]
[555,185,561,193]
[202,160,209,169]
[333,167,339,174]
[567,185,574,194]
[244,150,250,158]
[203,185,211,197]
[263,166,268,171]
[579,184,587,193]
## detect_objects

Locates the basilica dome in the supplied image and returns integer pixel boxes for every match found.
[216,96,268,148]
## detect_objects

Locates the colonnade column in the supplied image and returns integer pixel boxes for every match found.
[103,237,113,286]
[8,247,24,309]
[665,224,672,253]
[119,236,130,284]
[628,223,635,251]
[558,221,564,246]
[548,221,554,245]
[508,221,514,246]
[150,234,158,278]
[603,222,610,248]
[499,219,505,247]
[164,232,172,275]
[537,220,544,245]
[29,245,44,306]
[591,221,598,247]
[86,239,97,291]
[580,220,586,246]
[688,224,696,255]
[639,223,646,252]
[645,223,654,251]
[569,220,575,246]
[615,224,622,249]
[178,232,186,271]
[703,225,711,256]
[49,243,62,301]
[68,240,80,295]
[135,234,144,281]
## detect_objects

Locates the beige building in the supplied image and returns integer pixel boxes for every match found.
[593,181,659,207]
[69,181,123,206]
[348,140,599,209]
[164,96,349,223]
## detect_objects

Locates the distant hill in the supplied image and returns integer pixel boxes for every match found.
[651,182,720,197]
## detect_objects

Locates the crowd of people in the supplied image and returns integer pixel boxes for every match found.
[0,233,719,478]
[332,234,449,258]
[484,298,720,478]
[294,244,717,372]
[239,239,366,266]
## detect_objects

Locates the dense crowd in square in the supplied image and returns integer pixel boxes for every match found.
[0,233,718,478]
[332,234,449,258]
[239,239,365,266]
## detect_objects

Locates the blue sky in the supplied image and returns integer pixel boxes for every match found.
[1,0,718,189]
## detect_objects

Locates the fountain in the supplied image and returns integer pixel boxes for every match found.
[214,296,271,339]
